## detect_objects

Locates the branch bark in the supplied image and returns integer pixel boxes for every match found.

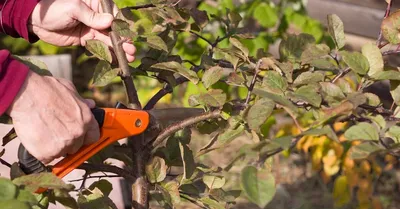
[100,0,141,109]
[152,110,222,149]
[100,1,147,208]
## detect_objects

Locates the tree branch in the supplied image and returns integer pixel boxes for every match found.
[124,4,156,10]
[144,77,187,110]
[152,110,222,149]
[78,163,136,182]
[101,0,141,109]
[245,60,262,105]
[69,174,121,183]
[382,49,400,56]
[331,67,351,83]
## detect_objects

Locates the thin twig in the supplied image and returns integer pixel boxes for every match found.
[78,163,136,182]
[331,67,351,83]
[77,172,89,192]
[186,30,213,46]
[69,174,121,183]
[382,50,400,56]
[180,194,207,209]
[245,60,262,105]
[144,75,197,110]
[124,4,156,10]
[152,110,222,149]
[144,77,187,110]
[257,136,302,165]
[0,158,11,168]
[377,0,393,46]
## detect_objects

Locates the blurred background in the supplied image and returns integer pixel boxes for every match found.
[2,0,400,208]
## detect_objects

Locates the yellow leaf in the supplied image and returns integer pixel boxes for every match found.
[359,160,371,175]
[333,175,351,207]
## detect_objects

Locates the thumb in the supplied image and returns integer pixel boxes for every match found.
[74,2,113,30]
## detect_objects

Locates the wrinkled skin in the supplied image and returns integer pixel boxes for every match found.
[7,0,136,164]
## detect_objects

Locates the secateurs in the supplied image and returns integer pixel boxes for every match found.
[17,102,204,192]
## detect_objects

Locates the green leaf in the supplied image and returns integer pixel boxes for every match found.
[381,10,400,44]
[0,178,17,201]
[162,181,181,205]
[364,93,381,106]
[300,44,330,64]
[327,14,346,49]
[54,189,79,209]
[203,175,226,189]
[333,176,351,207]
[388,125,400,141]
[145,156,167,183]
[199,197,225,209]
[88,180,113,197]
[228,11,242,28]
[218,124,245,144]
[279,33,315,62]
[341,51,369,75]
[13,56,52,76]
[227,72,245,86]
[1,199,30,209]
[210,189,241,203]
[344,122,379,141]
[86,40,112,63]
[320,82,346,105]
[370,70,400,80]
[350,142,382,160]
[147,35,168,52]
[262,71,288,95]
[240,166,276,208]
[13,173,74,193]
[199,89,227,107]
[293,71,325,87]
[253,88,298,113]
[391,81,400,105]
[276,61,293,83]
[362,43,384,77]
[272,136,293,149]
[291,84,322,107]
[111,19,135,39]
[92,61,119,87]
[310,58,338,70]
[152,61,199,84]
[253,3,278,28]
[190,8,209,28]
[368,114,386,130]
[78,192,116,209]
[230,37,249,58]
[202,66,224,88]
[16,189,37,205]
[246,98,275,130]
[33,193,49,209]
[179,142,196,180]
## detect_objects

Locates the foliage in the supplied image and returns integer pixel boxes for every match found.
[2,0,400,209]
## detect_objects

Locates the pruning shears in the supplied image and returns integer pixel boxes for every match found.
[17,102,204,192]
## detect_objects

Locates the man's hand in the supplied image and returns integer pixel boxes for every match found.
[28,0,136,62]
[7,71,100,164]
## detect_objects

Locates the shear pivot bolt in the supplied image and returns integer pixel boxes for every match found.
[135,119,142,127]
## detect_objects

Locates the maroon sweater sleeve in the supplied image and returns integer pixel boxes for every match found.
[0,0,40,115]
